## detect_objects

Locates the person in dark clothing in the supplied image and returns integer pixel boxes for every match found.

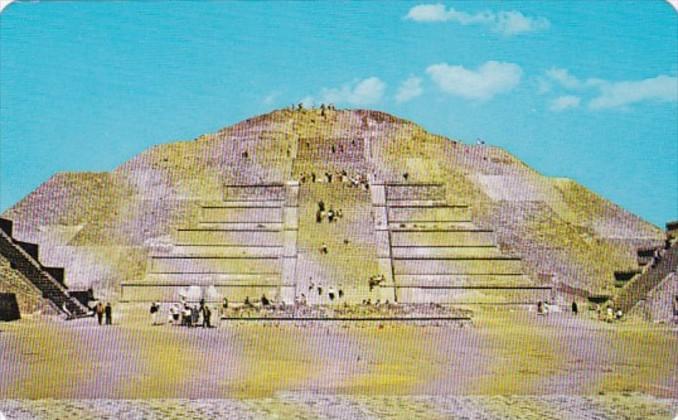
[338,289,344,299]
[104,302,112,325]
[244,296,253,308]
[183,305,192,327]
[318,201,325,212]
[316,209,323,223]
[202,305,212,328]
[150,302,159,325]
[572,301,578,315]
[191,305,199,326]
[327,209,335,223]
[261,294,270,306]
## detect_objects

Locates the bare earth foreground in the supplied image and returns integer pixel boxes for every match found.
[1,308,677,419]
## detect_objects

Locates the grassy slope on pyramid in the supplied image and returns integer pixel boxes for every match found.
[2,108,663,300]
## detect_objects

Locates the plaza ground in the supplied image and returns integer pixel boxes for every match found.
[0,307,676,418]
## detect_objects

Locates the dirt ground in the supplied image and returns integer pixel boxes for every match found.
[0,306,676,418]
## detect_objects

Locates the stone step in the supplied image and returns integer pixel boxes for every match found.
[388,222,477,231]
[120,284,295,303]
[388,206,472,222]
[149,256,282,274]
[196,222,283,231]
[223,185,286,201]
[391,246,502,258]
[176,229,283,246]
[158,245,283,258]
[384,184,445,202]
[201,200,284,208]
[391,231,496,247]
[394,274,532,287]
[143,273,283,284]
[394,286,552,304]
[392,258,523,275]
[201,207,283,223]
[385,200,447,207]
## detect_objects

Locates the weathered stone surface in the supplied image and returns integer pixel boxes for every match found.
[1,109,664,306]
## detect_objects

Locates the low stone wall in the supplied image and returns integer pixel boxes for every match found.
[394,286,552,305]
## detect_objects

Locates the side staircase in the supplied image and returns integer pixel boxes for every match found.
[614,240,678,313]
[0,217,90,318]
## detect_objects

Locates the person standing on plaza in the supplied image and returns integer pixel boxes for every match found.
[95,301,104,325]
[104,302,112,325]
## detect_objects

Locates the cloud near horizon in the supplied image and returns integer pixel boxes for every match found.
[589,75,678,109]
[426,61,522,100]
[395,76,423,103]
[544,67,678,110]
[405,4,550,36]
[302,77,386,107]
[549,95,581,111]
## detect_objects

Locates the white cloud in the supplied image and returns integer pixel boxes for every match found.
[494,11,550,36]
[405,4,493,25]
[405,4,450,22]
[0,0,14,13]
[299,96,315,107]
[426,61,522,100]
[543,68,677,110]
[395,77,423,103]
[405,4,550,36]
[536,77,551,95]
[308,77,386,106]
[589,75,678,109]
[546,68,609,91]
[549,95,581,111]
[546,68,584,90]
[262,91,280,106]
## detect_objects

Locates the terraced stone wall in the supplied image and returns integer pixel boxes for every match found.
[121,184,298,303]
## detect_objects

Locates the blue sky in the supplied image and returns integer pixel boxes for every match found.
[1,1,676,226]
